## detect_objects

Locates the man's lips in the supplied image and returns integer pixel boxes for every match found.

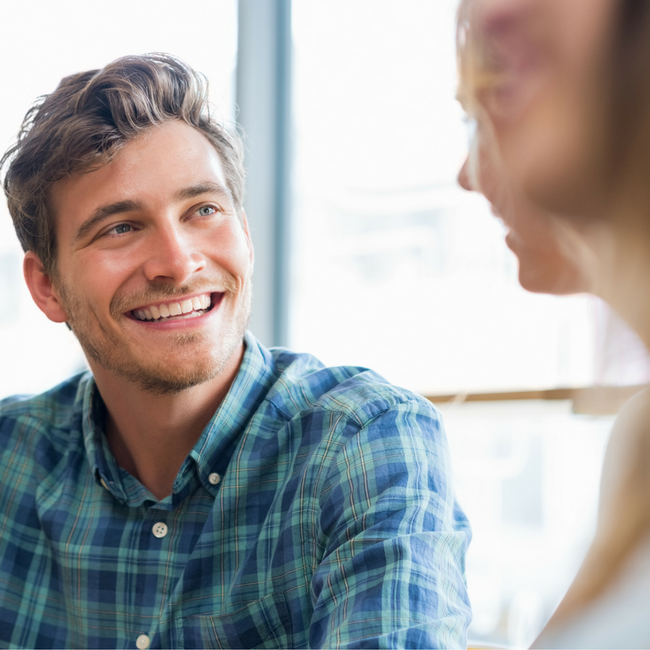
[128,292,218,322]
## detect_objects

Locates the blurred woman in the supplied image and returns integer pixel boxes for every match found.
[455,103,590,297]
[456,0,650,646]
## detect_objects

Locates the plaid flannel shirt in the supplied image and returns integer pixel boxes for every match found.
[0,332,471,648]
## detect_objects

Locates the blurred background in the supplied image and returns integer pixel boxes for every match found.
[1,1,649,646]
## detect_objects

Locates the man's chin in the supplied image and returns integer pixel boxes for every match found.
[69,283,252,396]
[87,351,221,395]
[122,366,218,396]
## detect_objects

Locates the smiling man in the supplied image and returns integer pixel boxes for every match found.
[0,54,471,649]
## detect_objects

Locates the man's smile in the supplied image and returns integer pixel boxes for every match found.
[130,291,217,322]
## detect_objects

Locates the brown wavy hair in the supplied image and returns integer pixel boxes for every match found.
[1,53,245,277]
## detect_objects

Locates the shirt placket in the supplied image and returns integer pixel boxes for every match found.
[127,504,182,649]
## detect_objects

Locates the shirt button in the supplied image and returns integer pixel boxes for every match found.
[152,522,168,538]
[208,472,221,485]
[136,634,150,649]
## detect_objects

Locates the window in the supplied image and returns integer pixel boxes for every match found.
[291,0,597,395]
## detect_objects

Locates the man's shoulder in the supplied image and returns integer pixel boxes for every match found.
[265,346,439,429]
[0,373,90,486]
[0,372,90,439]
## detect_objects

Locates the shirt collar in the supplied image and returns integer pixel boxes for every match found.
[188,331,276,492]
[81,331,276,506]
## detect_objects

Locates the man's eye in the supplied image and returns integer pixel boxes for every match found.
[109,223,132,235]
[197,205,217,217]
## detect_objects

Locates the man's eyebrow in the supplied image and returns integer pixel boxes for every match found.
[174,181,233,202]
[73,199,143,244]
[72,183,233,244]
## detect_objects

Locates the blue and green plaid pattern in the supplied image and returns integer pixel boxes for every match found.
[0,333,471,648]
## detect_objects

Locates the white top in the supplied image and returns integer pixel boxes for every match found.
[535,390,650,649]
[534,537,650,648]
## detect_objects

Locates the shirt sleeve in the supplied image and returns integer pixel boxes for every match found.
[308,399,472,649]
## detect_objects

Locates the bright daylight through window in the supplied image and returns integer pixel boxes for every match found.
[291,0,597,396]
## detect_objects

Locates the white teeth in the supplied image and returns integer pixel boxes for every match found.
[132,293,212,321]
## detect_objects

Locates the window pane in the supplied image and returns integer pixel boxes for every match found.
[291,0,597,394]
[443,400,611,646]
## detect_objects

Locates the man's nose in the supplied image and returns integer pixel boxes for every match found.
[457,156,473,191]
[142,223,206,284]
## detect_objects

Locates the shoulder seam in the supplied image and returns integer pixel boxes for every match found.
[274,392,427,429]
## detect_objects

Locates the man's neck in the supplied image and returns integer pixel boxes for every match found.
[90,342,245,500]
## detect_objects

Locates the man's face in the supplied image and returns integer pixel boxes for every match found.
[47,120,253,394]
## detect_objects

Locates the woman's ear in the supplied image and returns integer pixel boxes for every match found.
[23,252,69,323]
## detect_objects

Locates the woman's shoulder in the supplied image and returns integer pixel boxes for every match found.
[534,535,650,648]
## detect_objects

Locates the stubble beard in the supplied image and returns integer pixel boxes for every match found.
[56,277,252,395]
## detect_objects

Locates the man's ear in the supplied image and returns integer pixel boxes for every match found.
[23,252,69,323]
[240,209,255,270]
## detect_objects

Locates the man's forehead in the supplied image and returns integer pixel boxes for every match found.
[49,121,230,228]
